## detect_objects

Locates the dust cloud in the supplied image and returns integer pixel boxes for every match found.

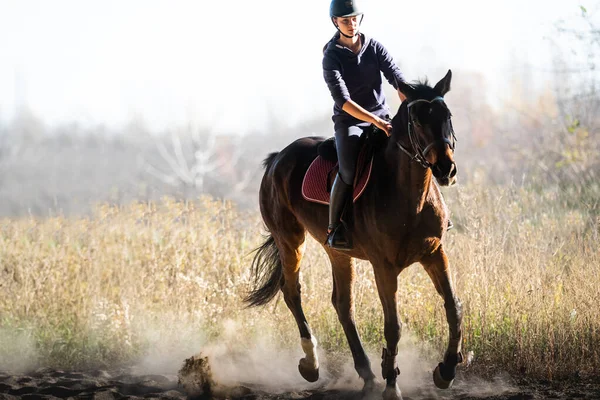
[0,314,520,399]
[171,321,517,399]
[0,328,38,373]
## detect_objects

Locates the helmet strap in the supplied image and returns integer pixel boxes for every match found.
[338,28,357,39]
[331,15,364,39]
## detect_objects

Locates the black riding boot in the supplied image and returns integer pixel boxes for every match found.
[327,173,353,250]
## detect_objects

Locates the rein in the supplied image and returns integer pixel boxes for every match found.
[396,96,457,169]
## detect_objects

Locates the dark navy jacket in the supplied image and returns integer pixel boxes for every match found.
[322,32,405,128]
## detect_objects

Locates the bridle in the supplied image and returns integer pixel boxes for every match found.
[396,96,457,169]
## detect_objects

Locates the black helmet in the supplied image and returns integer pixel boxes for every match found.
[329,0,362,18]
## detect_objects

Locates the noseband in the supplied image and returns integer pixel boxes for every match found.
[396,96,457,169]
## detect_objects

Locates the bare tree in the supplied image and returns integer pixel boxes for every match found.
[0,117,25,178]
[0,130,14,175]
[549,6,600,185]
[141,128,256,199]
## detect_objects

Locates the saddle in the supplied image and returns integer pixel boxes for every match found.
[302,126,387,205]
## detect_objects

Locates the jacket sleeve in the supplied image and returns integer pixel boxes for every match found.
[322,53,351,108]
[374,40,406,89]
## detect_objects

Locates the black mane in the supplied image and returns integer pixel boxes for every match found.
[409,79,441,100]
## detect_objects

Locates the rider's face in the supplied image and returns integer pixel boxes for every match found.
[334,15,361,36]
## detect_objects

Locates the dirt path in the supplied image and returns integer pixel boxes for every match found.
[1,368,600,399]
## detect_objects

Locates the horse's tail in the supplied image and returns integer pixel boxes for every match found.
[244,234,283,307]
[244,151,284,307]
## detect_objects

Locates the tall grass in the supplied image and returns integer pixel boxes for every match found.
[0,183,598,380]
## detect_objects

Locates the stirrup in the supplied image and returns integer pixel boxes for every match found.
[326,222,352,250]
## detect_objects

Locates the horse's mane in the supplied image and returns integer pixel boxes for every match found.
[262,152,278,170]
[408,78,440,100]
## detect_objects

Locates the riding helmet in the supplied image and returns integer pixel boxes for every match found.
[329,0,362,18]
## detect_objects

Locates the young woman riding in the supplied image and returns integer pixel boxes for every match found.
[323,0,407,250]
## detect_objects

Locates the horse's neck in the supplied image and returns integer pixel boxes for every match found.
[384,143,433,214]
[410,162,433,214]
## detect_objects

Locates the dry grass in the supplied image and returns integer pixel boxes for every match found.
[0,183,598,380]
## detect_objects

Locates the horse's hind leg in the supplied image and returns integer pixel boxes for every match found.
[272,226,320,382]
[420,244,463,389]
[328,251,377,390]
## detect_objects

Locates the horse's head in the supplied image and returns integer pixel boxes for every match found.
[393,70,457,186]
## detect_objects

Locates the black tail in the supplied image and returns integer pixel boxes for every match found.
[244,234,283,307]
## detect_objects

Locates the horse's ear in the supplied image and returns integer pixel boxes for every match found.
[395,78,416,100]
[434,69,452,96]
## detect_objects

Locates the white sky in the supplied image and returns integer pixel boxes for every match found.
[0,0,594,134]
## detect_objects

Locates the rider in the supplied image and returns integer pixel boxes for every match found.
[323,0,407,250]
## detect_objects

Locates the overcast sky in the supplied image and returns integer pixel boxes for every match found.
[0,0,595,134]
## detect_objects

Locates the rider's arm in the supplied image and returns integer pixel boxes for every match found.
[341,99,392,136]
[323,55,351,109]
[323,54,392,134]
[341,100,389,129]
[374,39,407,98]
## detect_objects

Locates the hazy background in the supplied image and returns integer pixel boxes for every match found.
[0,0,598,216]
[1,2,600,386]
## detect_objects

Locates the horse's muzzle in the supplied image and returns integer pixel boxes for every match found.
[433,161,457,186]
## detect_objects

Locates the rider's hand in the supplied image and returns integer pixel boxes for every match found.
[374,117,393,137]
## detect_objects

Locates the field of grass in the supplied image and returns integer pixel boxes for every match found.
[0,182,598,381]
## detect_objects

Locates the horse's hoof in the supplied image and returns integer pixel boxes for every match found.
[382,383,402,400]
[298,358,319,382]
[433,363,454,389]
[361,378,379,394]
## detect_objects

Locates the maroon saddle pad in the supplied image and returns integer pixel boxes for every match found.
[302,145,374,205]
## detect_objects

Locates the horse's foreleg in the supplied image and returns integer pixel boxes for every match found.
[373,265,402,400]
[277,236,320,382]
[421,245,463,389]
[329,252,377,390]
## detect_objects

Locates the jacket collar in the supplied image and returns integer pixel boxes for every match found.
[325,32,371,57]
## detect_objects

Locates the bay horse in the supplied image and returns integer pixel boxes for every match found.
[244,70,463,400]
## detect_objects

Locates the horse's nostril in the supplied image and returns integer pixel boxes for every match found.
[449,163,457,178]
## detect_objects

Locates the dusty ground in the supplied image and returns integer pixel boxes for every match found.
[1,367,600,399]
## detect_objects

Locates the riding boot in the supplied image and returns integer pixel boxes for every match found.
[327,173,353,250]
